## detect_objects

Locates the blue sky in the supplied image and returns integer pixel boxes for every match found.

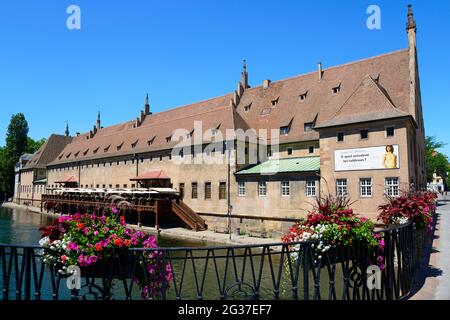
[0,1,449,155]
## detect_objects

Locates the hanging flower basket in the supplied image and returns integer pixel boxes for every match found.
[39,208,172,298]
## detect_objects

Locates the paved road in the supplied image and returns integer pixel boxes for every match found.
[410,201,450,299]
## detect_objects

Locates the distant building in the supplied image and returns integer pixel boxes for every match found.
[13,153,33,202]
[16,135,72,206]
[14,6,426,233]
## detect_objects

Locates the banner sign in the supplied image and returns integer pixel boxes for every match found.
[334,145,399,171]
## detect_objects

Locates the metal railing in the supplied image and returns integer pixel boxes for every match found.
[0,220,426,300]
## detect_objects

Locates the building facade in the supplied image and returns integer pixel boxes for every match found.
[16,134,72,206]
[17,6,426,235]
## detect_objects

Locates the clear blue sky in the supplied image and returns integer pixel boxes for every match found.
[0,1,449,155]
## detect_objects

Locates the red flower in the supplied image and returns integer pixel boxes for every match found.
[95,243,103,251]
[76,223,85,230]
[124,239,131,247]
[114,238,124,247]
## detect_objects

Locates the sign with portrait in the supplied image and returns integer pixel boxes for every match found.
[334,145,400,171]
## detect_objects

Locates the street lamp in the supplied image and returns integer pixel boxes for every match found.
[225,140,232,241]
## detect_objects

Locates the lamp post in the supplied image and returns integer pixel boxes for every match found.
[225,140,232,241]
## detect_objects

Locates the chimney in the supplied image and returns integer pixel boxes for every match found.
[263,79,271,89]
[318,62,323,81]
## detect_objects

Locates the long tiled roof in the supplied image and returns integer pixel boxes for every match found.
[48,48,412,166]
[23,134,72,170]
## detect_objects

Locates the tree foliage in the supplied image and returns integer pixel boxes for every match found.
[26,137,46,154]
[0,113,45,199]
[425,136,450,187]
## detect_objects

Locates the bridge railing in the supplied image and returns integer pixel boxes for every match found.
[0,220,427,300]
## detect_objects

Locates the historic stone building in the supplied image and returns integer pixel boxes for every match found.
[17,6,426,235]
[15,134,72,205]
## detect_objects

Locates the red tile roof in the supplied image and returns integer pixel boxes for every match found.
[48,48,412,166]
[54,175,78,183]
[130,169,170,181]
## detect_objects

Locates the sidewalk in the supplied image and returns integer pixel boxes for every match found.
[410,201,450,299]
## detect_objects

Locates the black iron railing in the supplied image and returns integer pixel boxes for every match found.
[1,220,427,300]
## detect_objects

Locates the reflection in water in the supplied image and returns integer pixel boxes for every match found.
[0,206,210,248]
[0,206,56,245]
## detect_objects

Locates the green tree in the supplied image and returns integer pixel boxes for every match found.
[0,113,30,197]
[0,147,7,202]
[425,136,450,187]
[26,137,46,154]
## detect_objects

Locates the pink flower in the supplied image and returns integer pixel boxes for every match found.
[58,216,72,222]
[67,242,79,251]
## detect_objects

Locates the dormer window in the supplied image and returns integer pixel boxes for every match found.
[332,84,341,94]
[271,97,279,106]
[83,149,89,155]
[58,153,64,160]
[211,128,218,136]
[74,151,80,157]
[166,136,171,143]
[299,91,308,101]
[147,136,156,146]
[117,142,123,151]
[304,122,314,132]
[104,145,110,152]
[244,103,252,112]
[93,147,99,154]
[280,126,290,135]
[131,139,139,148]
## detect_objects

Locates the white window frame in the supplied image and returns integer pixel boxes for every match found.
[306,180,316,197]
[385,177,399,197]
[360,178,373,197]
[281,181,290,197]
[238,182,246,197]
[258,181,267,197]
[336,179,348,196]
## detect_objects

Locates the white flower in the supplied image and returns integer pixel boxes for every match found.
[39,236,50,247]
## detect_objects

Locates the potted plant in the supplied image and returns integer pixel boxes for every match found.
[39,207,172,299]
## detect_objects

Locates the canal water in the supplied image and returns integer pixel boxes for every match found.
[0,205,346,300]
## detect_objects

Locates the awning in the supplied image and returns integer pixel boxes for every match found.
[54,176,78,184]
[33,178,47,184]
[130,169,170,181]
[235,157,320,176]
[150,188,179,194]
